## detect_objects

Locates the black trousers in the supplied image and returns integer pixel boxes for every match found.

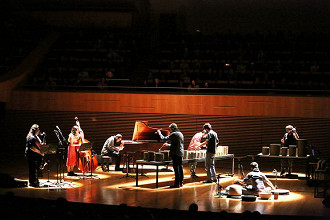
[172,154,183,185]
[26,151,42,185]
[103,151,121,170]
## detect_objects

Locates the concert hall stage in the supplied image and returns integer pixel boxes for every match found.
[0,152,329,219]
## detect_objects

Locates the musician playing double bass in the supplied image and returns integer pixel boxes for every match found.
[66,120,84,176]
[25,124,44,187]
[101,134,124,171]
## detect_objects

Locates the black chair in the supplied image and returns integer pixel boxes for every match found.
[314,159,330,198]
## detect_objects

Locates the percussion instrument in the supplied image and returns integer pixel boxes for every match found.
[270,144,281,156]
[271,189,290,195]
[200,150,206,158]
[241,195,256,201]
[259,192,272,200]
[262,146,270,155]
[227,184,243,199]
[155,153,164,162]
[143,151,149,161]
[148,151,155,161]
[280,147,288,156]
[297,139,308,157]
[216,146,229,156]
[289,145,297,156]
[184,150,188,159]
[191,151,196,159]
[161,150,170,161]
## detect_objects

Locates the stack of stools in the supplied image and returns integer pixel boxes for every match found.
[101,155,112,172]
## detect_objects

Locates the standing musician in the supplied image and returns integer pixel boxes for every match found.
[187,130,207,177]
[25,124,45,187]
[198,123,219,183]
[67,120,85,176]
[157,123,184,188]
[101,134,124,171]
[280,125,299,176]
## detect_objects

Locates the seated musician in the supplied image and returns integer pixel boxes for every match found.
[234,162,275,195]
[101,134,124,171]
[67,124,84,176]
[187,130,207,177]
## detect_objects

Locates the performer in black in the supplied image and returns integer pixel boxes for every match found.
[25,124,44,187]
[101,134,124,171]
[280,125,299,175]
[199,123,219,183]
[157,123,184,188]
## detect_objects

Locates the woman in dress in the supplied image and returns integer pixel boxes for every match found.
[67,122,84,176]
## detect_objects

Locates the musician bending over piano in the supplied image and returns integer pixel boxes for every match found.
[101,134,124,171]
[25,124,44,187]
[187,130,207,177]
[157,123,184,188]
[67,123,84,176]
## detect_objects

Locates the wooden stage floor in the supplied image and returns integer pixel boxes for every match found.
[0,152,329,218]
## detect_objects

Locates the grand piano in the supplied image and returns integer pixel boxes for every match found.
[121,121,170,154]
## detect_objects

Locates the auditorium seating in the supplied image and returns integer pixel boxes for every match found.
[0,19,46,77]
[1,26,327,92]
[148,31,330,91]
[30,29,144,89]
[0,193,327,220]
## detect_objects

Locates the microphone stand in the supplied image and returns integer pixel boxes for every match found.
[215,174,223,198]
[54,130,62,184]
[273,169,278,189]
[57,127,68,182]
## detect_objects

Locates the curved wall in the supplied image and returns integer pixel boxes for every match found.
[7,90,330,118]
[4,90,330,159]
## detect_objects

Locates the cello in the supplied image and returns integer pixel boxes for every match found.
[75,117,98,173]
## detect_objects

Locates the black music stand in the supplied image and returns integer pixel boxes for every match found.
[39,144,58,188]
[79,143,99,179]
[54,129,68,183]
[120,152,136,179]
[52,127,76,189]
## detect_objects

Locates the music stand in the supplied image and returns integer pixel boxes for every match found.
[79,143,99,179]
[54,129,68,183]
[39,144,58,188]
[120,152,136,179]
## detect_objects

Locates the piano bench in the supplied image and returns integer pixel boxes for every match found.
[101,156,112,172]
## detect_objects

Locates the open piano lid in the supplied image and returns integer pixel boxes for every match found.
[132,121,170,142]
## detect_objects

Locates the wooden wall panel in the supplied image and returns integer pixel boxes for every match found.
[4,90,330,164]
[7,91,330,118]
[2,110,330,161]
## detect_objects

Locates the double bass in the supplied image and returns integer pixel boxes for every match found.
[75,117,98,173]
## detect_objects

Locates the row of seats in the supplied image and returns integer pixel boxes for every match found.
[1,25,328,92]
[0,19,46,76]
[1,192,326,220]
[30,29,144,86]
[147,31,330,90]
